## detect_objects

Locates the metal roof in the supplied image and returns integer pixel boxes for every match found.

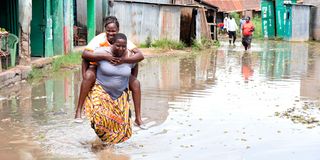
[198,0,260,12]
[114,0,202,8]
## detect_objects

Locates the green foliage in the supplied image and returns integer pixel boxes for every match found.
[252,16,262,39]
[151,39,186,50]
[139,43,149,48]
[192,37,220,50]
[230,12,240,25]
[27,68,46,80]
[139,35,152,48]
[145,35,152,48]
[27,52,82,81]
[52,52,82,71]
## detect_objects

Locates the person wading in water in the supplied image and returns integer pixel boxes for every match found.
[241,16,255,51]
[75,16,144,126]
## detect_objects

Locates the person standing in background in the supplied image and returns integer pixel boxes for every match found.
[239,15,246,38]
[227,16,238,45]
[223,14,229,34]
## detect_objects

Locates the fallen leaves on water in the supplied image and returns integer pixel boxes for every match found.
[241,138,247,142]
[37,133,46,141]
[274,101,320,128]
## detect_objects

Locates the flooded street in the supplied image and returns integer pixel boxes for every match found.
[1,40,320,160]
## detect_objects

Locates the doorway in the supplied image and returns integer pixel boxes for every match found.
[31,0,45,57]
[272,1,277,36]
[180,8,196,46]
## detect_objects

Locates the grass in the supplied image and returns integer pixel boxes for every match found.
[52,52,82,71]
[252,16,262,39]
[27,52,82,81]
[27,68,47,81]
[192,38,220,51]
[151,39,186,50]
[140,35,152,48]
[140,37,220,51]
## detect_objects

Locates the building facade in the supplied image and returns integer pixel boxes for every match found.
[304,0,320,40]
[0,0,75,68]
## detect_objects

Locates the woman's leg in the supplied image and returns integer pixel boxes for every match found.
[75,65,97,118]
[129,76,142,125]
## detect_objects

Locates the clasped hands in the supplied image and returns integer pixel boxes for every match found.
[106,55,125,65]
[93,49,129,65]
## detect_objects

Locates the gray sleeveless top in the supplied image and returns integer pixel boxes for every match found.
[95,47,135,100]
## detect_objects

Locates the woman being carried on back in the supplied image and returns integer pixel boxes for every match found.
[75,16,144,126]
[83,33,137,143]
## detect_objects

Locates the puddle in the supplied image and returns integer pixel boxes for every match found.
[0,41,320,159]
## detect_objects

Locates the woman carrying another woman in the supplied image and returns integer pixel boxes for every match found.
[75,16,144,126]
[83,33,137,143]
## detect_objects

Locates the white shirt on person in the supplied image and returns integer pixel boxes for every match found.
[223,17,228,29]
[227,18,238,32]
[85,33,136,51]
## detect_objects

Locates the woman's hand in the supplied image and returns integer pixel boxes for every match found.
[110,50,129,65]
[104,54,121,64]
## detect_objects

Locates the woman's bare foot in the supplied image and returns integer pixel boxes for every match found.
[135,118,143,126]
[75,110,82,119]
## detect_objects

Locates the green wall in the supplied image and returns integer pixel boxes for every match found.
[52,0,64,55]
[275,0,296,38]
[87,0,96,42]
[45,0,54,57]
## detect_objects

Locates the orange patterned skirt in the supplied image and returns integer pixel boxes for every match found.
[84,83,132,144]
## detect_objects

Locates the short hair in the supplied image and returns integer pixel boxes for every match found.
[114,33,127,42]
[103,16,119,29]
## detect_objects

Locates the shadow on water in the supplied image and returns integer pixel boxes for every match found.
[0,40,320,159]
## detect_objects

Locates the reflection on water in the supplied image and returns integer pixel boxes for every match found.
[259,42,308,80]
[241,52,254,82]
[0,41,320,159]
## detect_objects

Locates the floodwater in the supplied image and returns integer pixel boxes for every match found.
[1,40,320,160]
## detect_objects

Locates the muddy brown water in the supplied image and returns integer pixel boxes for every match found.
[0,41,320,160]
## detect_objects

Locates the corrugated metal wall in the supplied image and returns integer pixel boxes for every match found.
[291,5,311,41]
[76,0,86,26]
[96,0,104,33]
[195,8,211,41]
[159,6,181,40]
[110,3,160,44]
[174,0,195,4]
[115,0,172,4]
[76,0,104,33]
[110,2,182,44]
[304,0,320,40]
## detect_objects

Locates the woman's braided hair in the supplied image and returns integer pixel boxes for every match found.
[103,16,119,29]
